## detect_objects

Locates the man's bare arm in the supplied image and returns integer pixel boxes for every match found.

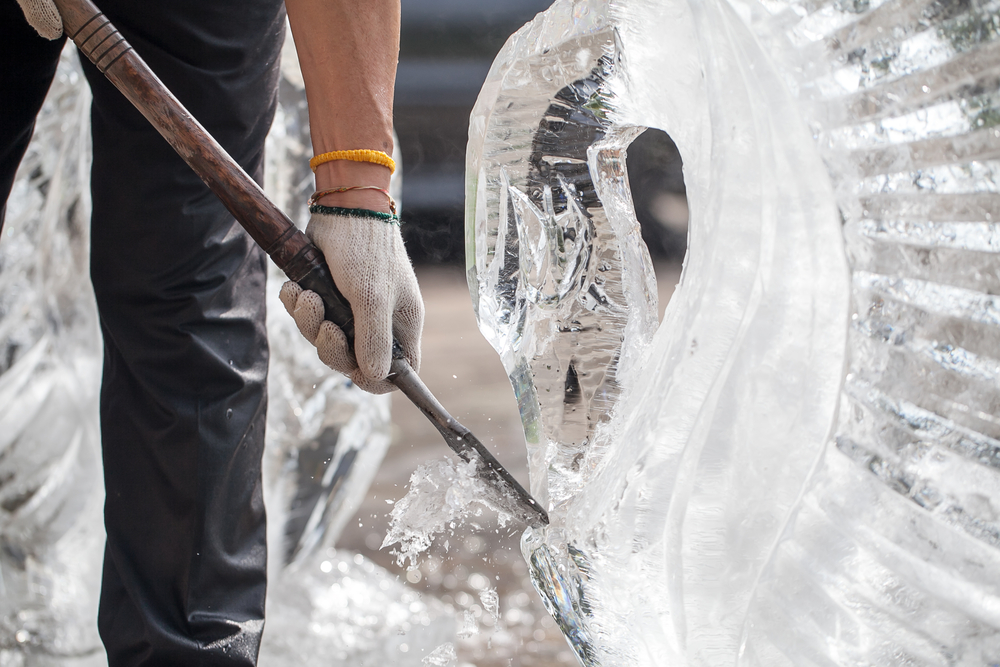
[285,0,400,213]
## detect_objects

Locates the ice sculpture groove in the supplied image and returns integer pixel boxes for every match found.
[467,0,1000,664]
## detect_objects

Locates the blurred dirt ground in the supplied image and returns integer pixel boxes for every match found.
[337,261,681,667]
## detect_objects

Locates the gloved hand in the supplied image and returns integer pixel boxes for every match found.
[17,0,63,40]
[279,209,423,395]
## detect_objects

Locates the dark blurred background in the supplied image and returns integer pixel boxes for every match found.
[394,0,688,264]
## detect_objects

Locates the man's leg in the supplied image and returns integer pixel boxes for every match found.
[80,2,285,665]
[0,2,65,229]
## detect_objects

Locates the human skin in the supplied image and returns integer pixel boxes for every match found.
[285,0,400,214]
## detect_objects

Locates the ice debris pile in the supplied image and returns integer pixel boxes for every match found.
[468,0,1000,664]
[0,38,448,667]
[258,549,454,667]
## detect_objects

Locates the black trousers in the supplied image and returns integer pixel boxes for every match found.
[1,2,285,665]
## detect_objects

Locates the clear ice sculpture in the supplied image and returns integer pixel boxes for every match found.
[0,38,450,667]
[467,0,1000,664]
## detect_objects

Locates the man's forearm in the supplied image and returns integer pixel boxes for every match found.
[286,0,400,213]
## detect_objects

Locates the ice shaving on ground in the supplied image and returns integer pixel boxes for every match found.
[382,455,520,568]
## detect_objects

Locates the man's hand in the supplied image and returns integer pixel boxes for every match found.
[17,0,63,39]
[279,210,423,394]
[282,0,415,394]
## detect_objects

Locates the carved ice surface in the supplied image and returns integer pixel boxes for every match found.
[466,9,659,511]
[0,37,444,667]
[468,0,1000,665]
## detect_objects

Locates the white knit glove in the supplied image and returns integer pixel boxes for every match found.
[279,210,423,395]
[17,0,63,40]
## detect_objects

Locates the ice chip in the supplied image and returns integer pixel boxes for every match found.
[478,588,500,626]
[456,610,479,639]
[421,642,457,666]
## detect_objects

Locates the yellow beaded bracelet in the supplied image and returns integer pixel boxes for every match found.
[309,149,396,174]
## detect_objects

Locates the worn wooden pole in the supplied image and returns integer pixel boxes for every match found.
[53,0,549,527]
[53,0,356,331]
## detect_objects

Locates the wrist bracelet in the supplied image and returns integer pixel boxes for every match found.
[308,186,396,215]
[309,204,401,225]
[309,149,396,174]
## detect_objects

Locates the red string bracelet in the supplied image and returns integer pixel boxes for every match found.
[308,186,397,215]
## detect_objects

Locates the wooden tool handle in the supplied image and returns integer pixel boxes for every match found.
[53,0,359,337]
[51,0,548,526]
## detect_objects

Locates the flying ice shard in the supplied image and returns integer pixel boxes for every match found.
[468,0,1000,664]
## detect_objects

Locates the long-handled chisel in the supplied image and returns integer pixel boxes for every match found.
[53,0,548,527]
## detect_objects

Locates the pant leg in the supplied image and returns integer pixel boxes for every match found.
[78,2,285,665]
[0,1,65,229]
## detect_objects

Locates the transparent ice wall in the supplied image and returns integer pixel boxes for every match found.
[467,0,1000,664]
[0,36,447,667]
[0,50,105,667]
